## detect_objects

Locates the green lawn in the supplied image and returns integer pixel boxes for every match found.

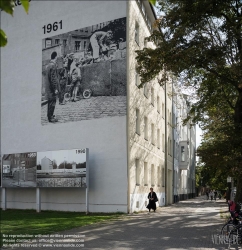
[0,209,125,236]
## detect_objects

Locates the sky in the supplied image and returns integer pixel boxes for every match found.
[37,149,86,166]
[196,124,203,149]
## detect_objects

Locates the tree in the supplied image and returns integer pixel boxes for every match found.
[136,0,242,201]
[0,0,30,46]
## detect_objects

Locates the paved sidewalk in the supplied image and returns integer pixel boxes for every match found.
[41,96,126,125]
[3,196,241,250]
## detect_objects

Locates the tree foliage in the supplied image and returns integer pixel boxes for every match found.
[136,0,242,201]
[0,0,29,47]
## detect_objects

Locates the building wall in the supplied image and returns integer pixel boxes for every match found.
[127,0,173,212]
[1,1,128,212]
[173,85,196,202]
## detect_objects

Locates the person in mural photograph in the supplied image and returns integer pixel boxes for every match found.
[90,30,113,63]
[58,58,69,105]
[46,51,59,122]
[146,187,158,212]
[70,61,82,102]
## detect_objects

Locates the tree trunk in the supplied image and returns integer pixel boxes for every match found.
[235,174,242,203]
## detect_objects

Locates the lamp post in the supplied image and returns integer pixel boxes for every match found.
[64,157,66,173]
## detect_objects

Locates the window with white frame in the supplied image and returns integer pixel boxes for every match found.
[144,116,148,140]
[162,167,165,187]
[151,164,155,186]
[157,96,160,113]
[144,83,149,98]
[157,129,160,149]
[144,38,147,48]
[170,139,172,156]
[136,109,140,135]
[135,66,140,86]
[135,22,139,45]
[151,87,154,106]
[157,166,161,186]
[144,162,148,186]
[151,123,155,145]
[181,146,185,161]
[135,159,140,185]
[162,103,165,118]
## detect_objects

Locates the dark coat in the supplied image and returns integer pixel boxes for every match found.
[147,192,158,211]
[45,60,59,100]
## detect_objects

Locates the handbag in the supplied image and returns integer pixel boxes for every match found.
[154,197,158,202]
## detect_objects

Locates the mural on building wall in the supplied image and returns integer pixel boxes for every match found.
[2,153,37,188]
[1,149,87,188]
[36,149,87,187]
[41,17,127,125]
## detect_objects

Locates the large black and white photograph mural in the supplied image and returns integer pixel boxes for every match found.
[36,149,87,187]
[2,153,37,188]
[41,17,126,125]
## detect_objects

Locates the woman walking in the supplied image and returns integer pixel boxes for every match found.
[146,188,158,212]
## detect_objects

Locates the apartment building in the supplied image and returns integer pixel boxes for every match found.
[173,85,196,202]
[0,0,194,212]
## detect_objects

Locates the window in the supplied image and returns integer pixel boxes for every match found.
[157,167,161,186]
[151,164,155,186]
[157,129,160,149]
[84,41,87,49]
[141,2,145,15]
[151,124,155,145]
[55,39,60,45]
[135,67,140,86]
[144,83,148,98]
[144,117,148,140]
[63,39,67,46]
[136,109,140,135]
[170,139,172,156]
[135,22,139,44]
[135,159,140,185]
[168,137,170,155]
[45,39,52,48]
[151,87,154,106]
[162,167,165,187]
[75,41,81,51]
[144,38,147,48]
[148,19,152,30]
[162,103,165,118]
[162,134,165,152]
[144,162,148,186]
[181,146,185,161]
[157,96,160,113]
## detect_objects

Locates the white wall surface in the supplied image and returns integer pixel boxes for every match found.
[1,1,128,212]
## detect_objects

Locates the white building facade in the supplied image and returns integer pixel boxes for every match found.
[0,0,194,212]
[173,85,196,202]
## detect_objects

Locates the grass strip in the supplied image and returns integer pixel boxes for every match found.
[0,209,125,246]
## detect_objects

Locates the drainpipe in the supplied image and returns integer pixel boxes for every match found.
[172,79,175,203]
[126,0,130,214]
[165,70,168,206]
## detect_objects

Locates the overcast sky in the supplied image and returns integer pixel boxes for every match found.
[37,149,86,166]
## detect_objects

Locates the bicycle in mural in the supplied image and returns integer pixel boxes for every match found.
[64,84,92,102]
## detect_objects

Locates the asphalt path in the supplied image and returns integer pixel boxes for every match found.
[2,196,241,250]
